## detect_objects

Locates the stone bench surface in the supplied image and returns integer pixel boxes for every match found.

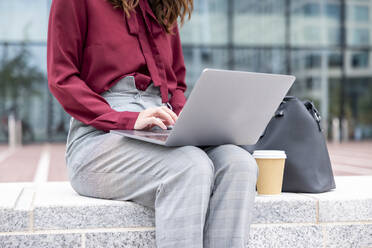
[0,176,371,248]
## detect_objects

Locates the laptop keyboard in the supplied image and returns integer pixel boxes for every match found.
[112,128,171,143]
[147,128,171,134]
[140,134,168,142]
[132,129,170,142]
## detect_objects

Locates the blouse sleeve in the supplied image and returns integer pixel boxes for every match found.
[47,0,140,132]
[169,24,187,116]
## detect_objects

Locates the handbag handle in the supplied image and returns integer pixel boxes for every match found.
[259,97,323,140]
[281,97,323,132]
[274,96,295,117]
[303,101,322,132]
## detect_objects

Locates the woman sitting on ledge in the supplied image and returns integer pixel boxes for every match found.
[47,0,258,247]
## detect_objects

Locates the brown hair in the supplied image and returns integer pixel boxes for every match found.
[107,0,193,34]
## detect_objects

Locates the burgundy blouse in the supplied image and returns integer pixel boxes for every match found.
[47,0,187,132]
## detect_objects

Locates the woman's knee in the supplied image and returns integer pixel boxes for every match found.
[211,144,259,179]
[175,145,215,179]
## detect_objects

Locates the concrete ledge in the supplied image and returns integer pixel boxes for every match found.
[0,184,32,232]
[1,177,371,247]
[33,187,154,230]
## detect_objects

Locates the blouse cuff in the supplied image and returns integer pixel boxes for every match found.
[117,111,141,130]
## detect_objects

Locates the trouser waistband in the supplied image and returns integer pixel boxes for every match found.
[105,76,173,110]
[109,76,171,97]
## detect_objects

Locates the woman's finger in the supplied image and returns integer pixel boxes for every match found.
[161,106,178,122]
[148,116,167,129]
[152,108,175,125]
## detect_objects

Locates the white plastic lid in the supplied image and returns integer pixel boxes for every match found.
[252,150,287,159]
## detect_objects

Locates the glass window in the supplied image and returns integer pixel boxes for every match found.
[233,0,286,45]
[235,0,285,14]
[291,2,325,46]
[0,0,48,42]
[351,51,369,68]
[304,26,321,43]
[329,53,343,68]
[303,3,321,16]
[306,77,320,90]
[306,78,314,90]
[351,28,370,46]
[326,3,341,20]
[353,6,369,22]
[234,49,286,74]
[328,27,341,46]
[305,54,321,69]
[180,0,228,45]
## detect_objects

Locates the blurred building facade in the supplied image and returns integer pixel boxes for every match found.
[0,0,371,142]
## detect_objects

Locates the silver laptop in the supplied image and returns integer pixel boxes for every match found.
[110,68,295,146]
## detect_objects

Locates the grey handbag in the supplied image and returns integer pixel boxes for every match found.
[240,96,336,193]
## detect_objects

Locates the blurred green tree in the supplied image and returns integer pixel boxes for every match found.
[0,44,45,142]
[0,44,45,119]
[359,82,372,124]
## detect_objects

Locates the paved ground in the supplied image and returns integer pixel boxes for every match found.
[327,141,372,176]
[0,142,371,182]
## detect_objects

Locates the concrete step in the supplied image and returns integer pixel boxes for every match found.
[0,176,371,247]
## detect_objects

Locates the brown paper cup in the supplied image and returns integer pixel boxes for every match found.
[253,150,286,195]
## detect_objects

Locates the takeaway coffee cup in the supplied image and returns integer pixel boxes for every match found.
[252,150,287,195]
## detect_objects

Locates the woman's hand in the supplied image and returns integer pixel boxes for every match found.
[134,106,178,130]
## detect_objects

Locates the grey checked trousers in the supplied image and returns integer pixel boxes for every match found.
[65,76,258,248]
